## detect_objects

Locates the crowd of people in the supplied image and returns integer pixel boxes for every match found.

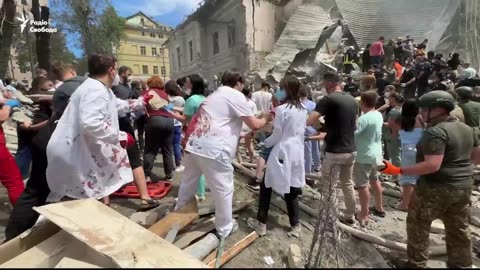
[0,36,479,267]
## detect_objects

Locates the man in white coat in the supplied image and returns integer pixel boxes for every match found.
[46,53,136,202]
[175,69,271,238]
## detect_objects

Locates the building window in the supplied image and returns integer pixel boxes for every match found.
[150,32,155,38]
[228,24,236,48]
[176,47,181,70]
[159,33,164,39]
[142,65,148,74]
[152,47,157,56]
[141,31,145,36]
[161,66,166,76]
[213,32,219,55]
[189,40,193,62]
[153,66,159,74]
[140,46,146,56]
[140,18,145,26]
[159,48,164,55]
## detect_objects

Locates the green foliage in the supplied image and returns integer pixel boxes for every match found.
[51,0,125,57]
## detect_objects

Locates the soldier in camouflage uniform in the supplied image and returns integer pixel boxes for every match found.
[381,90,480,268]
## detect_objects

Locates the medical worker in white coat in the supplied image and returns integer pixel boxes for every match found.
[174,69,271,238]
[247,76,307,238]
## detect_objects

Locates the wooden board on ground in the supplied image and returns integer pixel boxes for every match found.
[206,231,259,268]
[165,223,180,243]
[55,257,101,268]
[34,199,207,268]
[149,199,199,239]
[175,218,216,249]
[0,220,60,265]
[1,230,116,268]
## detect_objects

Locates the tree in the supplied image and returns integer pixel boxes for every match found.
[0,0,16,79]
[51,0,125,57]
[31,0,51,72]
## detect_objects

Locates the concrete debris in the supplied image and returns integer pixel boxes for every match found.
[471,207,480,227]
[287,244,303,268]
[130,211,159,227]
[343,238,390,268]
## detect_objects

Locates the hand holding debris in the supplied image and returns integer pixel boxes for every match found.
[378,160,401,175]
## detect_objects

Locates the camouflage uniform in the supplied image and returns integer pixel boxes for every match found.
[406,115,478,268]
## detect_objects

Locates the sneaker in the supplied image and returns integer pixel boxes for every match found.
[247,217,267,236]
[339,215,355,226]
[175,165,185,172]
[369,206,386,218]
[287,225,301,238]
[216,219,239,239]
[247,177,261,190]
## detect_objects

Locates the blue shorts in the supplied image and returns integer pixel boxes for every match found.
[259,146,273,161]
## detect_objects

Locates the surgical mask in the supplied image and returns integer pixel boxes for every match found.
[384,92,391,98]
[275,88,287,102]
[112,74,120,87]
[185,88,192,96]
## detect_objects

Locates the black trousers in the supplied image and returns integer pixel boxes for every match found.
[5,141,50,241]
[135,115,147,151]
[143,116,175,179]
[119,116,142,169]
[257,177,301,227]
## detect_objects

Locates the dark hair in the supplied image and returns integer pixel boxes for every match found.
[35,68,48,78]
[374,71,384,79]
[31,77,52,93]
[165,80,183,96]
[299,87,308,98]
[360,91,378,108]
[221,69,244,88]
[118,66,131,75]
[379,36,385,41]
[427,51,435,58]
[323,72,341,84]
[176,76,187,87]
[435,72,445,81]
[88,53,117,76]
[452,53,460,59]
[242,88,252,99]
[4,78,12,85]
[188,74,206,96]
[283,76,302,108]
[261,82,270,89]
[131,80,140,89]
[389,92,404,104]
[401,99,419,132]
[366,44,371,49]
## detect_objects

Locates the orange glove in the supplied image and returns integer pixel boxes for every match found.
[379,160,402,175]
[120,133,136,149]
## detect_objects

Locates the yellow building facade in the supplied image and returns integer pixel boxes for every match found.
[116,12,173,82]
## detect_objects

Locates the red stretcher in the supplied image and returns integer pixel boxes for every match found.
[111,181,172,199]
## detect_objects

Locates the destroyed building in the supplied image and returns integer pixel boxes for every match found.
[167,0,480,85]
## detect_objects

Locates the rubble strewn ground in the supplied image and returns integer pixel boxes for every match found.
[2,120,480,268]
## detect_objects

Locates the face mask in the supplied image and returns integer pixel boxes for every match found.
[384,92,391,98]
[112,73,120,87]
[185,88,192,96]
[274,88,287,102]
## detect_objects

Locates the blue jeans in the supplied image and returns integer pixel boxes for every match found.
[15,145,31,179]
[173,125,182,166]
[304,128,321,173]
[400,144,418,186]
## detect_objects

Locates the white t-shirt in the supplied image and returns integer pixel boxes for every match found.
[185,86,254,160]
[251,90,272,113]
[169,95,186,127]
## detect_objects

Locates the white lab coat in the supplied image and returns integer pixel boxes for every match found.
[46,78,138,202]
[264,103,307,195]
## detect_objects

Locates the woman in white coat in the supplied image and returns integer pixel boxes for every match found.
[247,76,307,238]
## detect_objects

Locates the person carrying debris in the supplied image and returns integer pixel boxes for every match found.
[175,69,271,238]
[247,76,307,238]
[380,90,479,268]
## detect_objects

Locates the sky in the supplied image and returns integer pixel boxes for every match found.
[65,0,203,57]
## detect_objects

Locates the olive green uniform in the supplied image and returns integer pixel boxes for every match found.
[407,116,478,268]
[459,100,480,127]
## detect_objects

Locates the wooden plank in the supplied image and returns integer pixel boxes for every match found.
[175,219,217,249]
[206,232,259,268]
[55,257,101,268]
[1,230,115,268]
[149,199,199,239]
[34,199,207,268]
[0,220,60,265]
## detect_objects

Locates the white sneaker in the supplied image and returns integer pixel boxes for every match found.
[247,217,267,236]
[175,165,185,172]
